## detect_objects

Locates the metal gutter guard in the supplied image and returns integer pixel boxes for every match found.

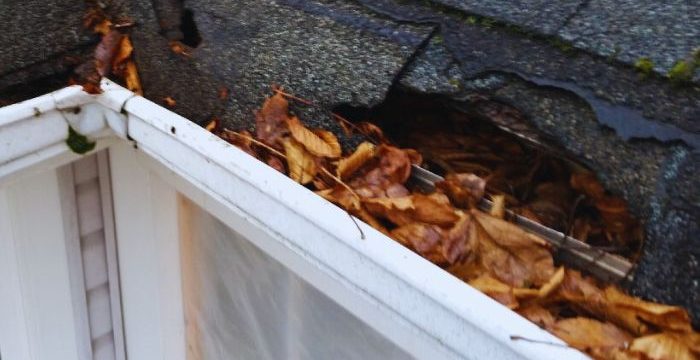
[0,80,588,359]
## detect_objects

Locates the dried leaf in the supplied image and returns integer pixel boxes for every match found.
[538,266,565,298]
[517,305,556,329]
[337,142,375,179]
[629,333,695,360]
[286,117,341,158]
[313,129,342,158]
[469,274,520,309]
[282,138,317,184]
[436,173,485,209]
[93,19,112,35]
[163,96,177,108]
[390,222,445,264]
[255,93,289,147]
[549,317,632,352]
[603,286,693,333]
[169,40,191,56]
[472,210,554,287]
[363,194,459,227]
[95,30,123,77]
[113,35,133,72]
[123,61,142,95]
[490,194,506,219]
[357,121,390,144]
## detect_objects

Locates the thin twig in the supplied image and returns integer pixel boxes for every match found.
[509,335,571,349]
[224,130,361,201]
[271,88,376,143]
[347,212,366,240]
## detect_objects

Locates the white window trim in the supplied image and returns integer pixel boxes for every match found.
[0,80,587,360]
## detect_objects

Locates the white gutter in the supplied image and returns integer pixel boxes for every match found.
[0,80,588,360]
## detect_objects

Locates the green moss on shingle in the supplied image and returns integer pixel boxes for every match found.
[634,57,654,76]
[668,60,693,84]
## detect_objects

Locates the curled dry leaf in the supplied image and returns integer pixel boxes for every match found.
[538,266,565,298]
[123,61,142,95]
[313,129,342,158]
[517,305,556,329]
[255,93,289,147]
[286,117,341,158]
[163,96,177,108]
[363,193,459,227]
[549,317,633,353]
[391,223,445,264]
[282,138,317,184]
[113,36,133,72]
[337,142,375,179]
[436,173,486,209]
[169,40,191,56]
[629,333,695,360]
[603,286,693,333]
[472,210,554,287]
[95,30,123,77]
[490,194,506,219]
[469,274,520,309]
[356,121,391,144]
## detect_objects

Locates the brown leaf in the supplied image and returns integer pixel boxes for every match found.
[357,121,391,144]
[469,274,520,309]
[286,117,341,158]
[571,172,605,200]
[549,317,632,353]
[255,93,290,147]
[603,286,693,333]
[282,138,317,184]
[123,61,142,95]
[390,222,445,264]
[472,210,554,287]
[490,194,506,219]
[112,35,133,72]
[554,270,650,336]
[538,266,565,298]
[222,129,256,157]
[163,96,177,108]
[95,30,123,77]
[169,40,191,56]
[313,129,342,158]
[363,194,459,228]
[337,142,375,180]
[629,333,695,360]
[436,173,486,209]
[517,305,556,329]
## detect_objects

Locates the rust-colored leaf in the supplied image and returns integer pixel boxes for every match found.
[169,40,191,56]
[390,222,445,264]
[603,286,693,333]
[436,173,485,209]
[363,193,459,227]
[123,61,142,95]
[517,305,556,329]
[163,96,177,108]
[113,35,133,72]
[255,93,290,147]
[286,117,341,158]
[95,30,123,77]
[472,210,554,287]
[282,138,317,184]
[337,142,376,180]
[469,274,520,309]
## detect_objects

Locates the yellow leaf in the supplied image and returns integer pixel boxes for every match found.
[490,194,506,219]
[313,129,342,158]
[282,138,317,184]
[630,333,695,360]
[287,117,341,158]
[124,61,142,95]
[337,142,375,179]
[538,266,565,298]
[113,36,133,71]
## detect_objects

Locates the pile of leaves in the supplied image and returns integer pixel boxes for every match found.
[362,96,644,260]
[73,8,142,95]
[211,91,698,359]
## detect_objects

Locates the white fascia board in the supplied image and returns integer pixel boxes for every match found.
[0,80,129,184]
[0,80,588,360]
